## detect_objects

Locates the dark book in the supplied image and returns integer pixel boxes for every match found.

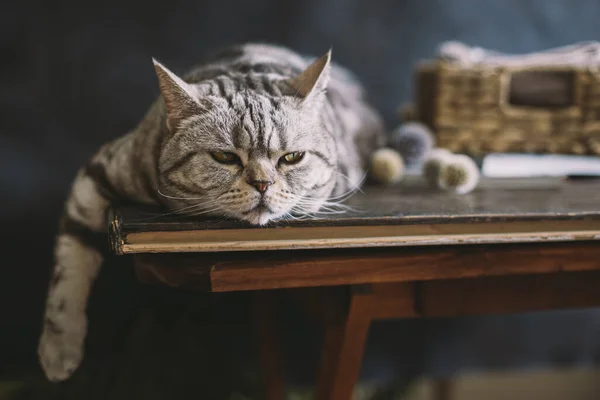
[108,176,600,254]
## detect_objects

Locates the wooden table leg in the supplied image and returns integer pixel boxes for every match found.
[316,286,374,400]
[253,290,285,400]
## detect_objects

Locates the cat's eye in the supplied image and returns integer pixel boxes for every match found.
[279,151,305,165]
[210,151,241,165]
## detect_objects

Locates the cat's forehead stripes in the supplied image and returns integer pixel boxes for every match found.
[187,60,302,156]
[232,125,251,149]
[216,90,281,154]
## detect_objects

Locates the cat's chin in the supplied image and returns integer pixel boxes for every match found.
[240,211,276,226]
[233,201,285,226]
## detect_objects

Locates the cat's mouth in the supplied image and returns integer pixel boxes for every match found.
[241,202,274,215]
[238,199,279,226]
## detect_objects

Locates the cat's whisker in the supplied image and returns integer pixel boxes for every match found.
[295,197,362,214]
[128,201,223,221]
[286,193,346,212]
[328,183,363,201]
[290,202,327,217]
[177,204,220,215]
[326,171,368,201]
[333,169,366,194]
[160,202,222,217]
[279,212,300,222]
[288,211,314,221]
[156,189,207,201]
[309,207,348,215]
[201,96,218,108]
[189,206,224,217]
[290,192,353,208]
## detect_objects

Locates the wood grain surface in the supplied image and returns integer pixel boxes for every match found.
[133,241,600,292]
[418,271,600,317]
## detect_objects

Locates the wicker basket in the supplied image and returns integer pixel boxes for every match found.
[412,60,600,155]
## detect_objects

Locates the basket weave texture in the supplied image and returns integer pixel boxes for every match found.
[414,61,600,155]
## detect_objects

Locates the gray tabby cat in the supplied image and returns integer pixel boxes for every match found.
[38,43,385,381]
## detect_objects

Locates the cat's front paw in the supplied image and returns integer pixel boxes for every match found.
[38,313,87,382]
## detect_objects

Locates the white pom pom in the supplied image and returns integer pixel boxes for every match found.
[370,148,405,184]
[422,148,453,187]
[437,154,480,194]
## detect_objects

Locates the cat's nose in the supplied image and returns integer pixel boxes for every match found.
[247,179,272,194]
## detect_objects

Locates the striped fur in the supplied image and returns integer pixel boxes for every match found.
[38,43,385,381]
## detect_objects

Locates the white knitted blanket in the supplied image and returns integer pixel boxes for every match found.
[437,41,600,70]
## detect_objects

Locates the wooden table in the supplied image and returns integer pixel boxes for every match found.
[109,177,600,400]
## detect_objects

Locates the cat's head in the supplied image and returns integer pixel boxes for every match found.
[153,51,338,225]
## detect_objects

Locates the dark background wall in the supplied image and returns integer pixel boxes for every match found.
[3,0,600,382]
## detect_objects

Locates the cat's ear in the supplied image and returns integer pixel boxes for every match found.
[286,49,332,102]
[152,58,204,131]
